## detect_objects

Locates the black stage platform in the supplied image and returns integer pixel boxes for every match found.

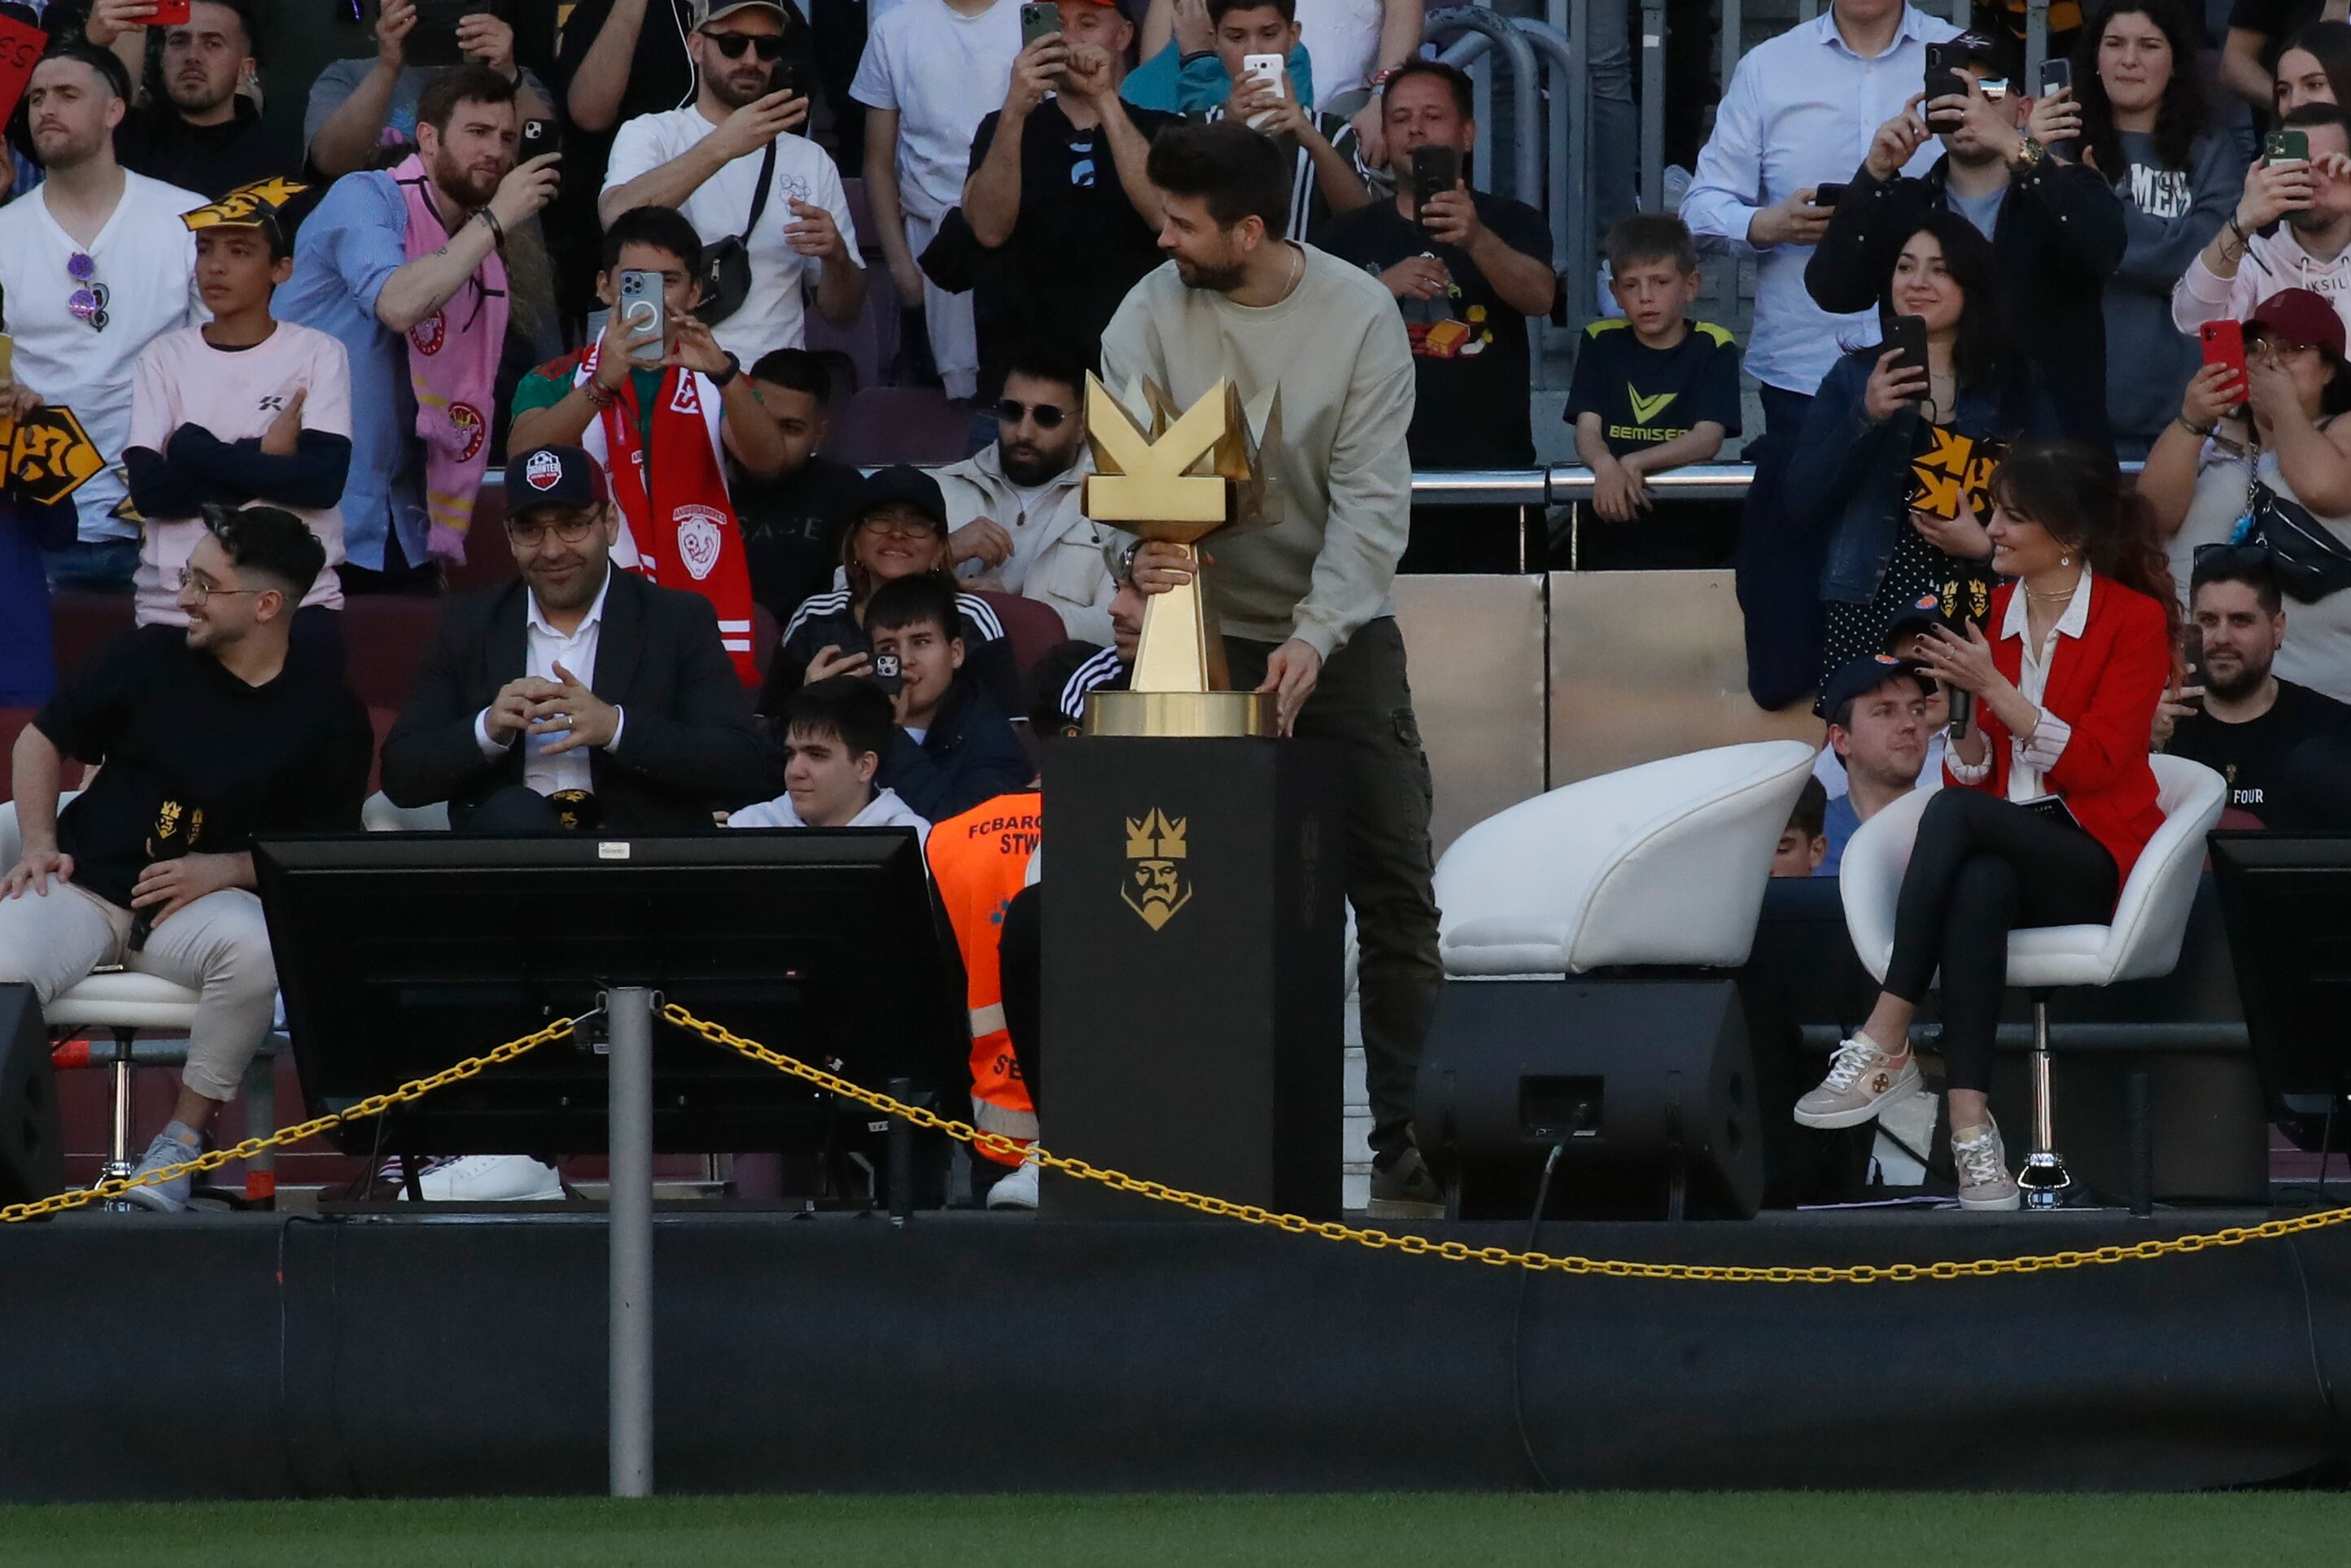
[5,1207,2348,1500]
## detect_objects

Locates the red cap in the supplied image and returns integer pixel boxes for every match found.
[2246,287,2348,360]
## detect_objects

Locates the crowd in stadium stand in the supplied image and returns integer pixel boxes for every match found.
[7,0,2351,1212]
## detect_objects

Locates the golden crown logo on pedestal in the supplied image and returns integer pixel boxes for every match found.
[1121,807,1194,930]
[1082,373,1281,738]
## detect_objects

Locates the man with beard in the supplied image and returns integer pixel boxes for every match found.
[83,0,282,197]
[1805,30,2126,447]
[278,65,560,588]
[932,345,1127,644]
[600,0,864,369]
[0,46,203,592]
[1102,120,1444,1217]
[2160,548,2351,827]
[2174,104,2351,352]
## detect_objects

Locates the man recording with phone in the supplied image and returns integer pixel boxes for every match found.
[1806,30,2126,448]
[1195,0,1374,241]
[1318,59,1554,571]
[600,0,866,369]
[304,0,554,179]
[2172,103,2351,347]
[85,0,282,198]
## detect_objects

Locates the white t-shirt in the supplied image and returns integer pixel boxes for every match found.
[602,112,864,368]
[126,321,354,625]
[849,0,1020,223]
[0,172,207,544]
[1295,0,1384,111]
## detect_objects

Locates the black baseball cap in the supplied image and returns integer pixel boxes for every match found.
[854,465,948,532]
[1884,589,1968,650]
[1823,654,1933,723]
[505,445,608,513]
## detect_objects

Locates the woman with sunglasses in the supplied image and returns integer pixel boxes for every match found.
[2140,286,2351,703]
[1795,441,2175,1211]
[757,464,1016,717]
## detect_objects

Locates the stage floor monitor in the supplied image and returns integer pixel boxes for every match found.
[255,832,964,1155]
[2209,831,2351,1104]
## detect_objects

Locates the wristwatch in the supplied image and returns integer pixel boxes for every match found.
[2011,135,2047,173]
[710,353,741,391]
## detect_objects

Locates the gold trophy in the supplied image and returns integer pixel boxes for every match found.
[1081,373,1280,738]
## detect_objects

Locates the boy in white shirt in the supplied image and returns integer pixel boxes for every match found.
[729,674,932,838]
[125,181,354,647]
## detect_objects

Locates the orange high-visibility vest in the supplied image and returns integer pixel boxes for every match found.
[926,791,1042,1166]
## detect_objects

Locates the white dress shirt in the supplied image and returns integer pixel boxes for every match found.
[472,568,627,797]
[1679,4,1958,396]
[1947,570,2089,799]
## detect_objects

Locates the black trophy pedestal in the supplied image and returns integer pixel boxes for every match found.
[1042,738,1343,1218]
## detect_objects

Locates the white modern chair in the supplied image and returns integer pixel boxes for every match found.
[1435,740,1820,976]
[362,793,450,832]
[1839,755,2227,1208]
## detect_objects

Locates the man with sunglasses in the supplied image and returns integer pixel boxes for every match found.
[933,345,1126,644]
[0,505,370,1212]
[0,46,205,593]
[382,443,777,836]
[601,0,866,369]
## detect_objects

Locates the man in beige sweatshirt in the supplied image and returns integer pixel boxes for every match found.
[1102,119,1441,1216]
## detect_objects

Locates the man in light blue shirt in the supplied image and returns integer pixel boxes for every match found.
[1679,0,1956,709]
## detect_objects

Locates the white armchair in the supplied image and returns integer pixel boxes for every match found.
[1434,741,1820,976]
[1839,756,2227,1206]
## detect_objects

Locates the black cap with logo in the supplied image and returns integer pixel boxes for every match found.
[505,445,609,513]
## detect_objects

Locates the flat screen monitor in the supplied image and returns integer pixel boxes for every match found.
[254,832,964,1155]
[2207,832,2351,1102]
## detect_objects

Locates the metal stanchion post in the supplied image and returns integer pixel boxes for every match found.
[1639,0,1665,216]
[103,1034,135,1212]
[605,985,654,1497]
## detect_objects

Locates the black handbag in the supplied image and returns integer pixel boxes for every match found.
[2245,476,2351,603]
[694,137,779,327]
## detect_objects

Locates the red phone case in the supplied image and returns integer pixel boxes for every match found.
[2200,320,2248,404]
[148,0,191,25]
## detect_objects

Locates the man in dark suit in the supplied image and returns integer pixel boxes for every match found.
[382,444,777,832]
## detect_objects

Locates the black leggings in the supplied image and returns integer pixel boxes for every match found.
[1881,789,2118,1094]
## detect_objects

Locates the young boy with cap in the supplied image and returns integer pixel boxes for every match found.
[125,179,353,652]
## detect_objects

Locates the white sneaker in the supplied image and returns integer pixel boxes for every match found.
[1952,1120,2021,1212]
[985,1155,1038,1211]
[396,1155,565,1203]
[1794,1037,1921,1129]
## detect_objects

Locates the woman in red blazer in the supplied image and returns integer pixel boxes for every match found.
[1795,443,2176,1210]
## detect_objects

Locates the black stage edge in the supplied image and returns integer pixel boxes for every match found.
[6,1210,2349,1500]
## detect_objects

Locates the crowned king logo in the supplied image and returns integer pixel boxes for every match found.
[1121,808,1193,930]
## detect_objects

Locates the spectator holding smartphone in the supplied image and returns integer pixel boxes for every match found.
[85,0,282,198]
[2173,103,2351,347]
[304,0,554,178]
[866,574,1029,821]
[1194,0,1374,241]
[1789,212,2062,700]
[2074,0,2244,460]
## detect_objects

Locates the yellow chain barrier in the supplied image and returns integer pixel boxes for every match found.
[662,1003,2351,1284]
[0,1013,585,1225]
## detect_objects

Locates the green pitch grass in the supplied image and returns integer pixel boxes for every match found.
[3,1492,2349,1567]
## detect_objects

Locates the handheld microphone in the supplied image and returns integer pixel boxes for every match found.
[1947,687,1973,732]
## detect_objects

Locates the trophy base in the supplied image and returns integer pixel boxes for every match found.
[1084,690,1272,738]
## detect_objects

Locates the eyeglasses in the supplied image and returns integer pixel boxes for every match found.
[507,513,601,546]
[994,398,1070,430]
[860,513,939,540]
[701,29,786,59]
[67,251,109,332]
[176,568,262,602]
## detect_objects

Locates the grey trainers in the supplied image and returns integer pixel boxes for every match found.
[1952,1120,2021,1212]
[122,1131,201,1213]
[1793,1037,1921,1129]
[1367,1146,1444,1219]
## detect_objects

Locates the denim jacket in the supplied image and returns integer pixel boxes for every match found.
[1785,347,2061,604]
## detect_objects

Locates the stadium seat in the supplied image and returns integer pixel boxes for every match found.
[828,387,973,467]
[970,591,1065,674]
[1432,740,1817,976]
[1838,755,2228,1207]
[446,485,515,593]
[48,591,133,682]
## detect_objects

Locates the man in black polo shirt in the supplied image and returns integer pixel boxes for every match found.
[0,506,370,1212]
[2162,548,2351,826]
[962,0,1177,405]
[1317,59,1555,572]
[85,0,282,199]
[734,348,864,627]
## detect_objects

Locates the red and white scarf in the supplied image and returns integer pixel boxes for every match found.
[391,155,505,566]
[574,343,758,685]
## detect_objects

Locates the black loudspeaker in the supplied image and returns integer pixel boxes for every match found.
[1414,977,1763,1221]
[0,984,62,1206]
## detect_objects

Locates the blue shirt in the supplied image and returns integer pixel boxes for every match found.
[1121,43,1314,114]
[1680,5,1959,397]
[275,171,423,573]
[1816,793,1862,878]
[1947,181,2008,241]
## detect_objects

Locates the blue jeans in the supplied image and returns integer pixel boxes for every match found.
[42,536,139,593]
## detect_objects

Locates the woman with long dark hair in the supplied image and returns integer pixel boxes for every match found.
[2074,0,2243,458]
[1794,442,2175,1211]
[2275,20,2351,113]
[1787,212,2061,699]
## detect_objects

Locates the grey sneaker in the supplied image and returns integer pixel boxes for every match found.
[1952,1120,2021,1212]
[1367,1146,1444,1219]
[122,1131,200,1213]
[1793,1037,1920,1129]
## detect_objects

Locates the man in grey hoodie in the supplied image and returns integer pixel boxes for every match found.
[2172,103,2351,350]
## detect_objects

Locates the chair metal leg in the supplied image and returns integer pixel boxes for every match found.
[242,1047,277,1208]
[2017,998,2073,1210]
[101,1030,138,1212]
